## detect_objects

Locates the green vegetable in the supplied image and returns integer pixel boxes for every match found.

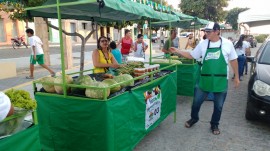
[114,74,134,88]
[39,77,56,93]
[54,75,73,94]
[71,75,93,92]
[85,81,110,99]
[102,79,121,93]
[5,89,37,110]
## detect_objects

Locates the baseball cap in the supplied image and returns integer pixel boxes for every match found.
[0,92,11,121]
[204,22,220,31]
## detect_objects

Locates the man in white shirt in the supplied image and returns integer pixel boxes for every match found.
[25,29,55,79]
[169,22,240,135]
[134,34,148,58]
[0,92,14,121]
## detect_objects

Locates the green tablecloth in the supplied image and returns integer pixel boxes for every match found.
[159,63,199,96]
[35,72,177,151]
[0,125,40,151]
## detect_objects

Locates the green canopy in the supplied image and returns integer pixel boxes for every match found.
[152,11,210,29]
[26,0,179,22]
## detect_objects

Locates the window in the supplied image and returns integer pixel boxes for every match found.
[0,19,6,42]
[82,23,87,30]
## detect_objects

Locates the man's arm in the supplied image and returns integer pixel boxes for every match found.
[32,46,36,60]
[169,47,194,59]
[230,59,240,88]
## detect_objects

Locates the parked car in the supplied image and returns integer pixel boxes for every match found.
[247,35,257,48]
[246,38,270,121]
[151,34,158,43]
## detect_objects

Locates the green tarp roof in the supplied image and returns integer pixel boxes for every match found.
[152,11,210,29]
[26,0,179,22]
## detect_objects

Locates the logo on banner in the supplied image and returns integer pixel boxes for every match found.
[205,51,220,60]
[144,85,162,130]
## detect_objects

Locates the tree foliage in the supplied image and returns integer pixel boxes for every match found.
[225,7,249,30]
[179,0,228,22]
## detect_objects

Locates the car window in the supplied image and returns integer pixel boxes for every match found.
[259,41,270,64]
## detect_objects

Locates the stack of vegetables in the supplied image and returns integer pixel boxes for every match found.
[1,89,37,136]
[152,59,182,64]
[115,61,144,75]
[39,74,134,100]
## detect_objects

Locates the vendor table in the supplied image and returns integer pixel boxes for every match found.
[35,71,177,151]
[157,61,199,96]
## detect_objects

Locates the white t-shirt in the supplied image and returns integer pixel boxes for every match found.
[0,92,11,121]
[29,36,44,55]
[234,41,250,56]
[134,42,148,58]
[190,37,238,79]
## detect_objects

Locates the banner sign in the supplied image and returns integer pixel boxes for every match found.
[144,86,162,130]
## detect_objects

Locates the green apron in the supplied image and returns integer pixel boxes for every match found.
[199,38,227,92]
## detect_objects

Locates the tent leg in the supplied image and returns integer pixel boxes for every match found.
[56,0,67,97]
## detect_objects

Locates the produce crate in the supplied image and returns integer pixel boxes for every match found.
[0,108,29,137]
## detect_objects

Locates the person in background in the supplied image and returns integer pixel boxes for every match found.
[0,92,14,121]
[233,34,250,80]
[185,33,196,50]
[118,29,134,62]
[134,34,148,58]
[25,28,55,79]
[92,36,120,73]
[173,33,180,48]
[110,41,122,64]
[160,32,165,49]
[243,35,251,75]
[169,22,239,135]
[162,29,177,58]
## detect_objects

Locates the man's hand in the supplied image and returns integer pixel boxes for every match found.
[33,55,37,60]
[234,78,240,88]
[169,47,178,54]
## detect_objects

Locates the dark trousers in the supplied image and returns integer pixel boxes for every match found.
[191,85,228,126]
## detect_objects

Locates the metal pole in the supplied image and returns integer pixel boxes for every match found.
[149,19,152,64]
[56,0,67,97]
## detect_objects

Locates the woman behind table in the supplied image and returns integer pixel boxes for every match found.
[92,36,120,74]
[118,29,134,62]
[233,34,250,81]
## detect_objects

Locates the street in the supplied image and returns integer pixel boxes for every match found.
[1,43,270,151]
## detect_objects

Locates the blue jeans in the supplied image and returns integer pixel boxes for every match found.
[191,85,228,126]
[237,55,246,77]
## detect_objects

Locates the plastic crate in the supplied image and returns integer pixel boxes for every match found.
[0,109,29,137]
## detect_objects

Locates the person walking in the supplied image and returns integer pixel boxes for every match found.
[234,34,250,80]
[169,22,240,135]
[118,29,134,63]
[134,34,148,58]
[159,32,165,49]
[243,35,251,75]
[25,28,55,79]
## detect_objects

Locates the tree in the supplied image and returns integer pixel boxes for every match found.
[225,7,249,30]
[179,0,229,22]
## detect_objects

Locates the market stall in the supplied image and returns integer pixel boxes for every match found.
[0,0,180,151]
[149,13,209,96]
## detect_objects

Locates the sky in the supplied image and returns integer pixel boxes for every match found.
[166,0,269,10]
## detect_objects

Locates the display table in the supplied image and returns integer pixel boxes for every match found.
[158,62,199,96]
[35,71,177,151]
